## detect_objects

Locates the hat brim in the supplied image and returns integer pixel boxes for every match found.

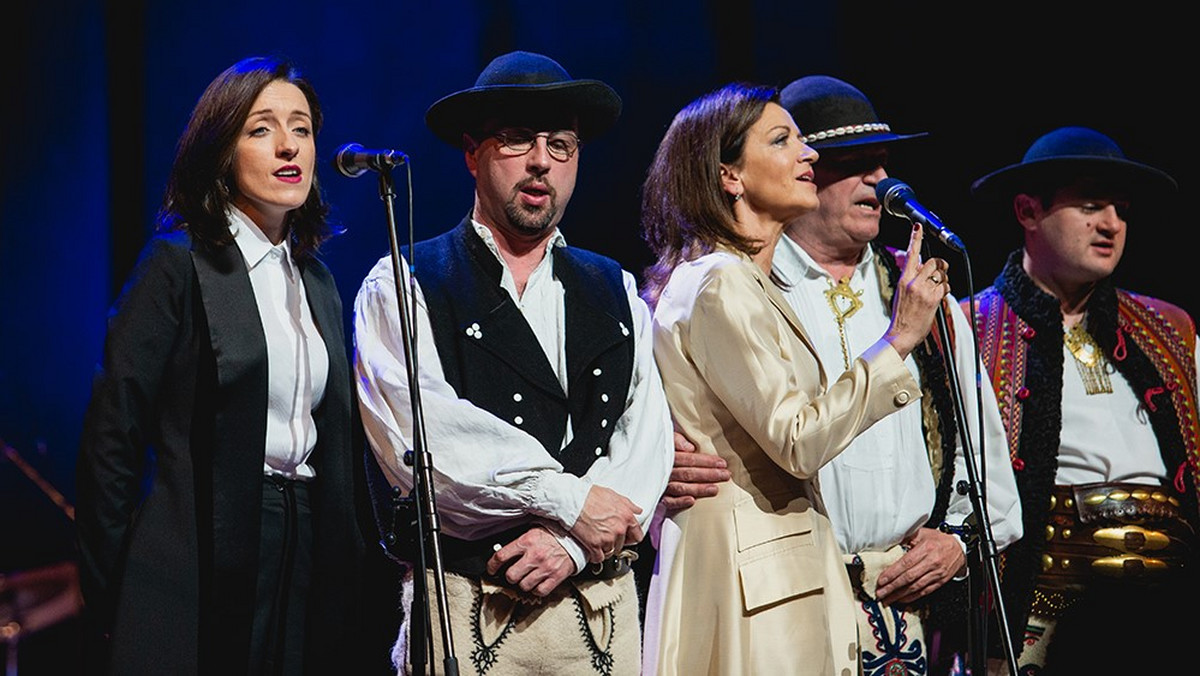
[804,130,927,150]
[425,80,622,147]
[971,156,1178,203]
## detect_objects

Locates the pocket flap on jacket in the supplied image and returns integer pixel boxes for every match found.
[737,539,822,612]
[732,499,814,552]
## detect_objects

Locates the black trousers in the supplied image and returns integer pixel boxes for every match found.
[249,476,313,676]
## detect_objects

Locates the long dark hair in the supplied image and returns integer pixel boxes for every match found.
[640,82,778,308]
[156,55,334,259]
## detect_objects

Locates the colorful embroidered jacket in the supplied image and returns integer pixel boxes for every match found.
[963,249,1200,657]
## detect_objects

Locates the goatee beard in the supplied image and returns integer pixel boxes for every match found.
[504,199,557,237]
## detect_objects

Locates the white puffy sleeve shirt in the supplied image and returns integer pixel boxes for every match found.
[353,224,673,573]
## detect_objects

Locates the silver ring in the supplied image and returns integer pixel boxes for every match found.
[928,274,942,284]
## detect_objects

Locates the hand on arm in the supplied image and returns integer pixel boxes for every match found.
[874,526,967,605]
[659,429,730,512]
[568,484,644,563]
[486,526,577,597]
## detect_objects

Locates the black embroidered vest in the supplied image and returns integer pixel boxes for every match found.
[401,219,635,572]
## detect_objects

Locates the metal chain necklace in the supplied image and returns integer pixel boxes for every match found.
[825,276,864,370]
[1064,318,1113,395]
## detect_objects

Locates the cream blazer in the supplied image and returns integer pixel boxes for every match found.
[642,250,922,676]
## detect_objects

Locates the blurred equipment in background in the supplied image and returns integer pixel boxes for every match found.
[1,562,82,676]
[1,441,82,676]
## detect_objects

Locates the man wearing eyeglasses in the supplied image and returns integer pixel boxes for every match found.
[352,51,673,676]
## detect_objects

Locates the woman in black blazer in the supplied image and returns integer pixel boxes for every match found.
[75,55,363,676]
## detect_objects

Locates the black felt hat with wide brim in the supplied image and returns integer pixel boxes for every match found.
[425,51,622,147]
[971,126,1177,203]
[779,74,927,149]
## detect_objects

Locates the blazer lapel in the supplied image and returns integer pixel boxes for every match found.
[190,243,266,578]
[191,244,269,397]
[753,262,830,389]
[752,262,819,354]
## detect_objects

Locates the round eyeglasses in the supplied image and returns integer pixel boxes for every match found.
[491,128,581,162]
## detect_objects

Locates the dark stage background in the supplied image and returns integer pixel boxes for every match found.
[1,2,1190,673]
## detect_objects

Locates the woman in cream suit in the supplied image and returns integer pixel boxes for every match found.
[639,83,950,675]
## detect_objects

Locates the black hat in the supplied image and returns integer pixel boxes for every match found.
[425,50,622,147]
[779,75,927,149]
[971,126,1177,202]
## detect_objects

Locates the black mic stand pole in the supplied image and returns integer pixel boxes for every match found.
[375,166,459,676]
[924,243,1019,676]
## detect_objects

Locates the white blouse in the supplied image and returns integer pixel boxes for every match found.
[229,207,328,479]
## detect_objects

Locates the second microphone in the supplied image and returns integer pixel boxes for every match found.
[333,143,408,178]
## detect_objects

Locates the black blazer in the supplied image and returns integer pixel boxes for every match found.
[76,231,363,675]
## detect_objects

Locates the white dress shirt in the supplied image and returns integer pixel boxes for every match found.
[353,221,674,573]
[772,235,1021,554]
[1055,339,1200,485]
[229,207,328,479]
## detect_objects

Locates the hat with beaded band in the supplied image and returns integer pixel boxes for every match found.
[780,75,927,149]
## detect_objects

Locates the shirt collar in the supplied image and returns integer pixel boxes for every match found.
[772,232,875,285]
[229,206,292,270]
[470,219,566,265]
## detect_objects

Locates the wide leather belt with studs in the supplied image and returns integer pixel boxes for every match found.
[1037,481,1194,589]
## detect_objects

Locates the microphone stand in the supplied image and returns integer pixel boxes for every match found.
[924,243,1019,676]
[372,165,459,676]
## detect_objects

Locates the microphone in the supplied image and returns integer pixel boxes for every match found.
[876,177,965,252]
[332,143,408,178]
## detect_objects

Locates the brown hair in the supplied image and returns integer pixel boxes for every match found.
[640,82,778,307]
[156,55,334,259]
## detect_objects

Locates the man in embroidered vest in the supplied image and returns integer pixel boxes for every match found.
[658,75,1023,676]
[965,126,1199,674]
[352,51,673,675]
